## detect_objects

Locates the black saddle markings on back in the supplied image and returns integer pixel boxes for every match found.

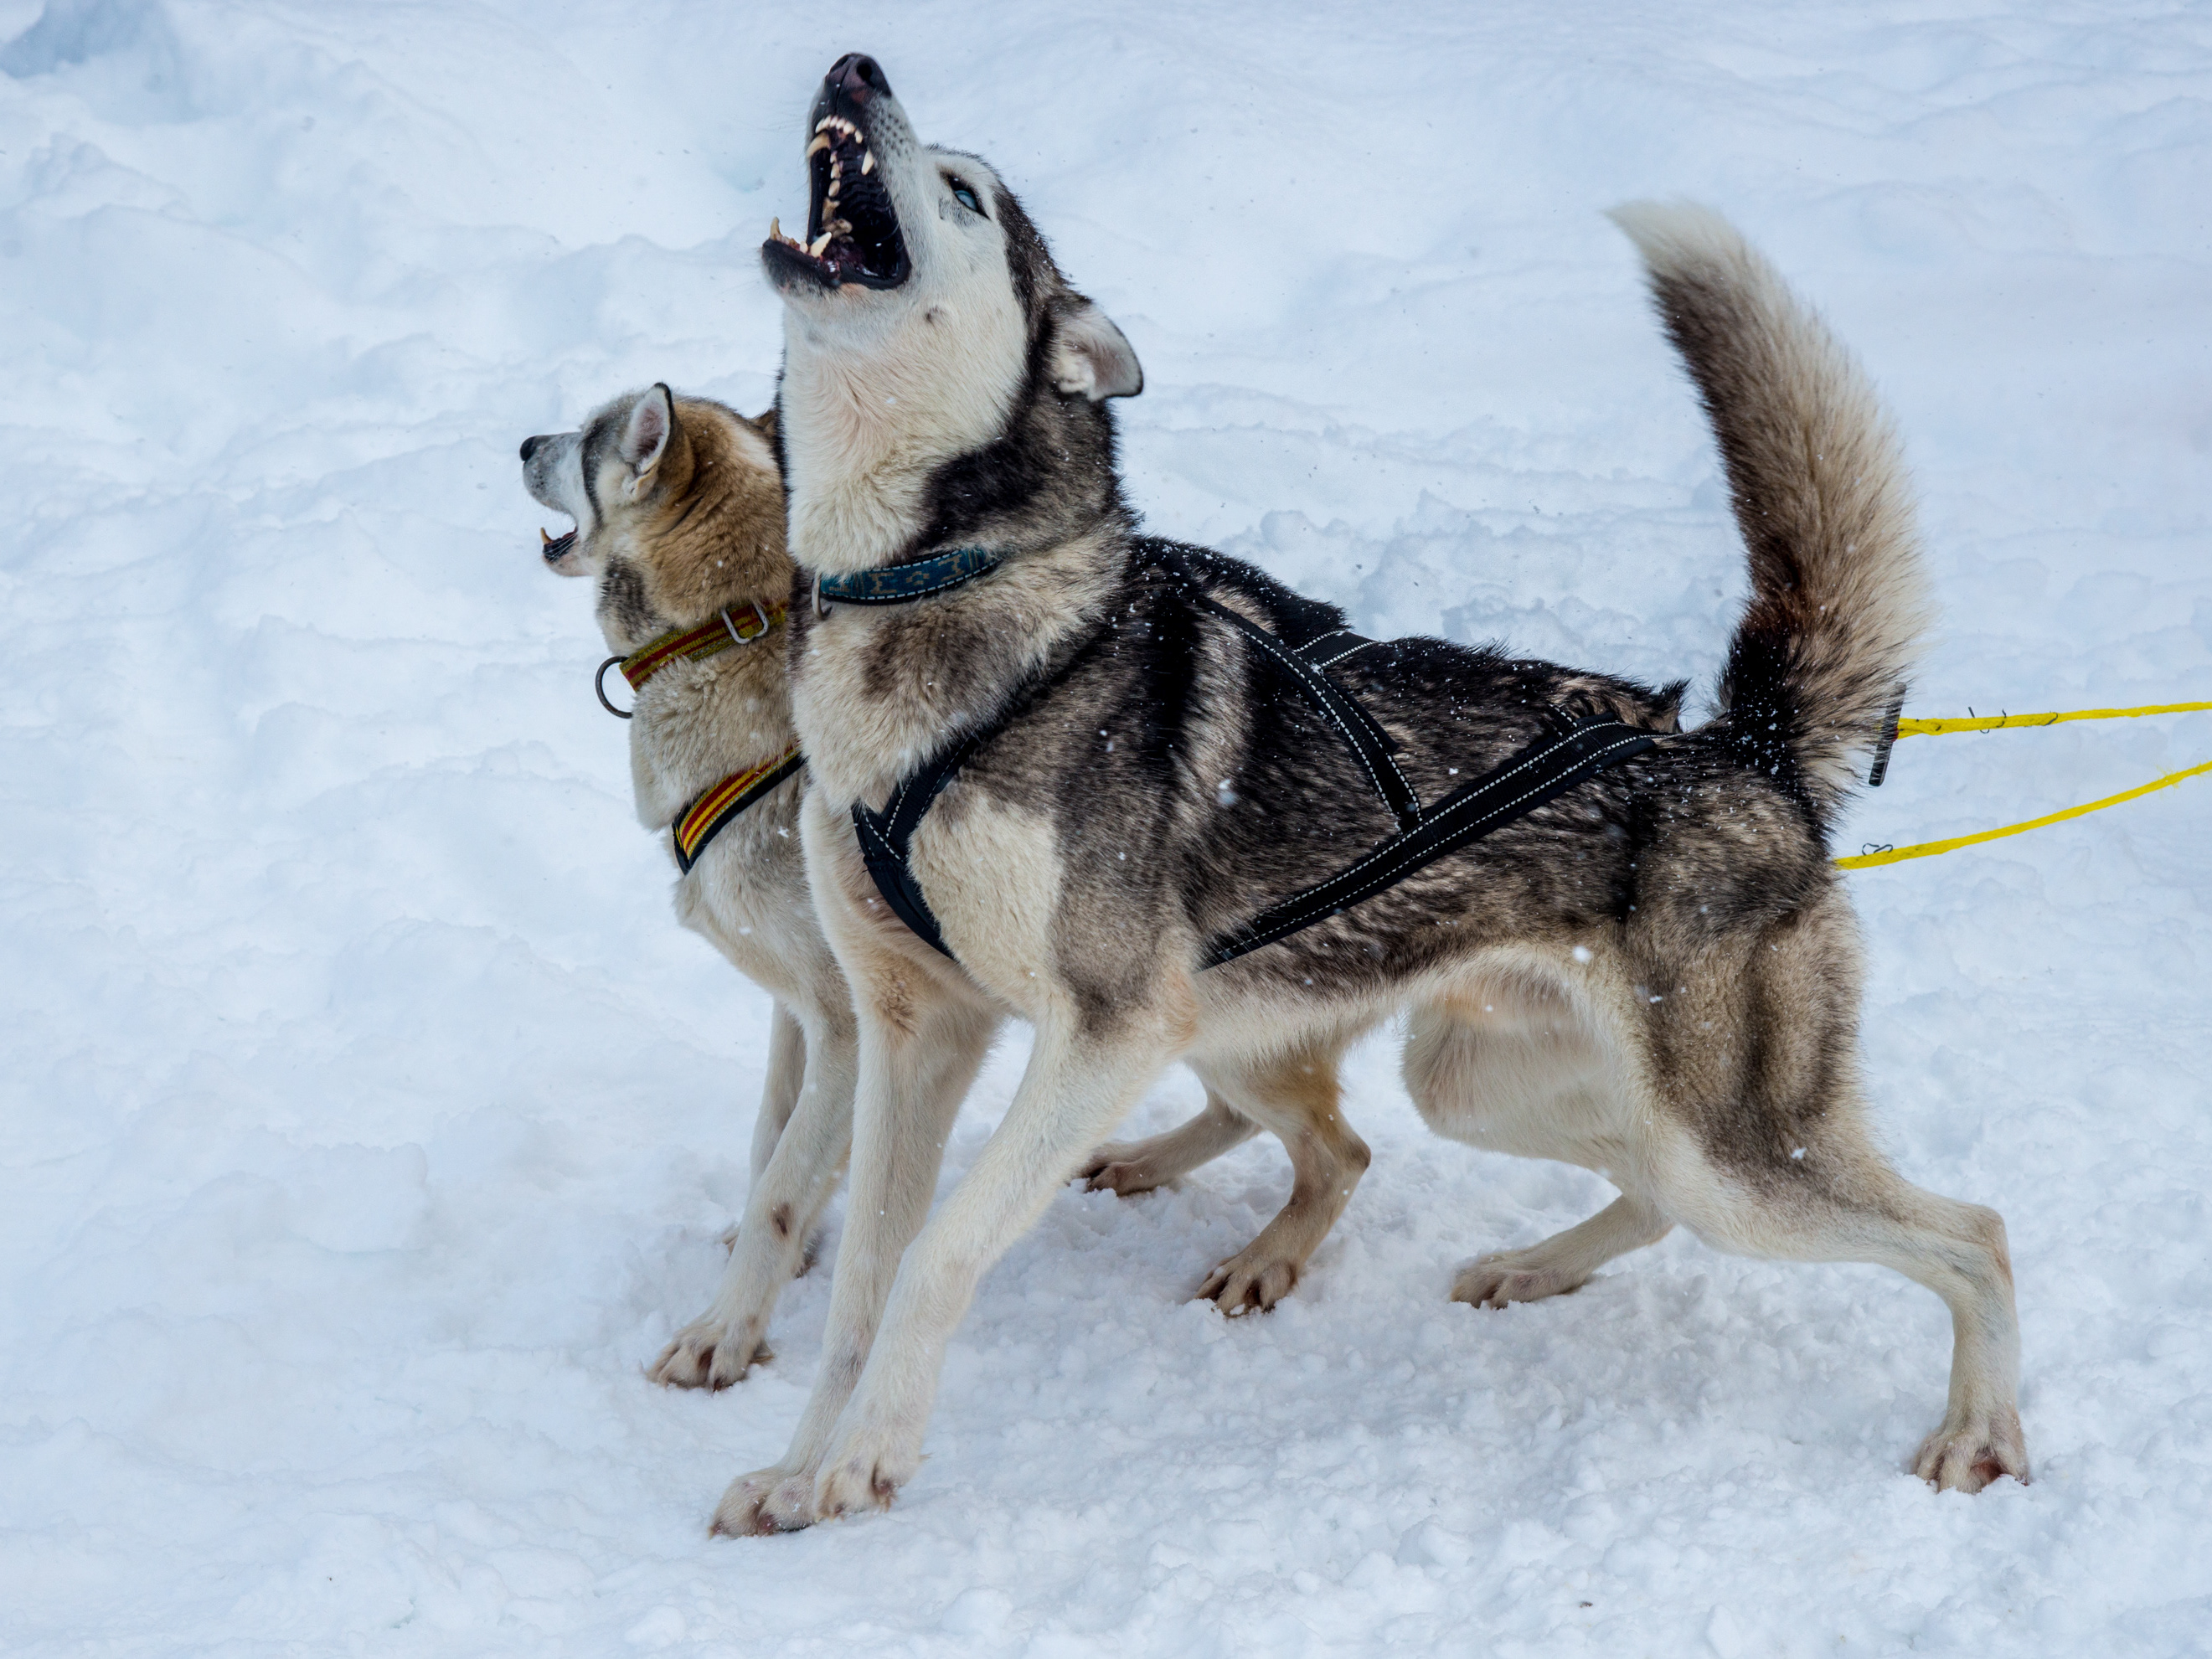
[844,541,1658,966]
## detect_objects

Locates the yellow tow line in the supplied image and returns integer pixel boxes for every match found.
[1833,700,2212,871]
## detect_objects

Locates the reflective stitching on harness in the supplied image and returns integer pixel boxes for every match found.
[1206,726,1656,964]
[1168,572,1419,829]
[1312,638,1379,668]
[1226,612,1410,820]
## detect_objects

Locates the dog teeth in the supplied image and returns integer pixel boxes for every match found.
[809,231,832,256]
[860,151,874,174]
[539,527,552,546]
[807,132,831,157]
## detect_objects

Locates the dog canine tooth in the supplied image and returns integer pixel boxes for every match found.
[807,132,831,157]
[809,231,832,256]
[860,151,874,175]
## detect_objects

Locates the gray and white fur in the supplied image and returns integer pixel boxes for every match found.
[718,54,2023,1534]
[517,384,1312,1386]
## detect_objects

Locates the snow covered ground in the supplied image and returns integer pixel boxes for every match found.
[3,1,2209,1651]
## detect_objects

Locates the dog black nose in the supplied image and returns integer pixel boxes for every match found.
[520,435,543,462]
[828,53,890,102]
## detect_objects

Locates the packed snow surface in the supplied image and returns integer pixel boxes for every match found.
[4,2,2210,1653]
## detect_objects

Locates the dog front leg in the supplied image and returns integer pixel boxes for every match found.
[747,1001,809,1180]
[805,1017,1171,1523]
[652,1003,856,1391]
[711,988,995,1534]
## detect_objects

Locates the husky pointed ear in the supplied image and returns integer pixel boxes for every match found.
[1050,301,1142,400]
[621,384,675,476]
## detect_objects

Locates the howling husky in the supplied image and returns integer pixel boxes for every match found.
[717,53,2024,1533]
[519,385,1348,1379]
[520,389,859,1389]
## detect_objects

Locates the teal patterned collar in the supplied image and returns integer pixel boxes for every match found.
[812,545,1001,609]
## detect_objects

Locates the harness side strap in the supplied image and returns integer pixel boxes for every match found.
[1205,719,1658,966]
[1160,559,1420,829]
[851,727,995,959]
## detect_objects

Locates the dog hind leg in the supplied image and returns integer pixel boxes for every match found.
[1453,1190,1672,1308]
[1193,1041,1369,1314]
[1080,1089,1257,1195]
[1406,987,1666,1306]
[1617,912,2023,1492]
[1643,1114,2026,1493]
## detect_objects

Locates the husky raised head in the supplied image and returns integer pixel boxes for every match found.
[519,382,1328,1379]
[721,53,2024,1533]
[520,387,859,1389]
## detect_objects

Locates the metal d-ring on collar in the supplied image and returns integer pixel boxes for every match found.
[596,655,634,719]
[595,600,783,721]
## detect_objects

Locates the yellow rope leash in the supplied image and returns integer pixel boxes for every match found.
[1838,697,2210,870]
[1894,699,2212,739]
[1838,757,2212,869]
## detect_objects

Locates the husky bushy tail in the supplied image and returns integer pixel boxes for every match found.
[1611,201,1931,831]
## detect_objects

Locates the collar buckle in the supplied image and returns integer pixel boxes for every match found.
[722,600,775,646]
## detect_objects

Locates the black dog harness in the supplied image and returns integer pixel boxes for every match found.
[829,541,1658,965]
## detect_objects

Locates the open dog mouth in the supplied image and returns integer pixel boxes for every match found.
[540,525,577,563]
[764,112,909,290]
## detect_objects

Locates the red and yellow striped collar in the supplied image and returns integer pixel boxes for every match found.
[673,744,804,873]
[620,599,786,693]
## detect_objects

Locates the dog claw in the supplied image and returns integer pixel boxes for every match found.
[1198,1249,1300,1314]
[712,1466,821,1536]
[1080,1145,1168,1196]
[650,1316,771,1390]
[1451,1249,1591,1310]
[1913,1404,2029,1493]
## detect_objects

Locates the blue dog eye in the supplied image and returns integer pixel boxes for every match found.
[949,180,982,214]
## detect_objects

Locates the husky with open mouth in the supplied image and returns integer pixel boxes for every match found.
[520,387,859,1391]
[720,54,2026,1533]
[520,384,1308,1381]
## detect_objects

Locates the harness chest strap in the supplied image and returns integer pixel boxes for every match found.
[673,744,805,874]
